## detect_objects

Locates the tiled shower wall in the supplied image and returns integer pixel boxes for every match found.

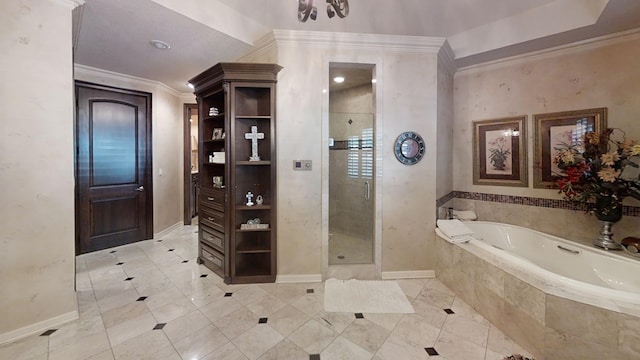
[437,191,640,248]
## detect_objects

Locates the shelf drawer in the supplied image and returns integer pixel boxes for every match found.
[200,208,225,233]
[200,187,225,211]
[201,225,224,251]
[201,242,224,272]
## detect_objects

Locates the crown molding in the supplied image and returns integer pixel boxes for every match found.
[438,40,457,75]
[458,27,640,74]
[272,30,447,54]
[74,64,181,97]
[237,32,278,63]
[48,0,84,9]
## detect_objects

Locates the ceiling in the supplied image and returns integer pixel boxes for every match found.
[74,0,640,93]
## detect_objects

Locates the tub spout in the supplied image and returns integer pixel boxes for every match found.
[447,207,454,220]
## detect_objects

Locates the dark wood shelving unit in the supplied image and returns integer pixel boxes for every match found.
[189,62,281,284]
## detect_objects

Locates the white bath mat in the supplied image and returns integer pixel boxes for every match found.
[324,278,415,313]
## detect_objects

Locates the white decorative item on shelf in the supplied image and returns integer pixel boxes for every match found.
[240,223,269,230]
[245,125,264,161]
[210,152,225,164]
[256,195,263,205]
[213,176,223,188]
[245,191,254,206]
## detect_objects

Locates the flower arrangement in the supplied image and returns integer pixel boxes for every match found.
[488,136,511,170]
[554,128,640,216]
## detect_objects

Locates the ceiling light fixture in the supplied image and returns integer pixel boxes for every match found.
[333,76,345,83]
[150,39,171,50]
[298,0,349,22]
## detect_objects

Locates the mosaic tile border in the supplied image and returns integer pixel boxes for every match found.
[435,192,455,208]
[437,191,640,217]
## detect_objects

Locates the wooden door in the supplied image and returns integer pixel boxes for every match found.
[75,82,153,254]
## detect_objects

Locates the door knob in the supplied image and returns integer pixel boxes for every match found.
[136,186,144,192]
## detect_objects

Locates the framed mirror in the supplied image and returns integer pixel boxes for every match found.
[394,131,425,165]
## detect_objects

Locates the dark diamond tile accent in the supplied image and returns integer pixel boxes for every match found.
[116,262,124,266]
[124,277,134,281]
[200,274,208,278]
[224,292,233,297]
[110,250,117,253]
[306,289,314,294]
[309,355,321,360]
[136,296,147,301]
[156,239,163,242]
[425,347,439,356]
[153,323,166,330]
[182,260,189,263]
[354,313,364,319]
[40,329,57,336]
[444,308,455,314]
[258,317,268,324]
[168,249,175,252]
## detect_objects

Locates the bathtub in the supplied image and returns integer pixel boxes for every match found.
[435,221,640,359]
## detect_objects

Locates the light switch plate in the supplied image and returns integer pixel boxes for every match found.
[293,160,312,170]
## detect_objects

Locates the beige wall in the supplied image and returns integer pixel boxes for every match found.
[74,66,186,234]
[0,0,79,341]
[436,47,455,200]
[242,32,449,277]
[453,31,640,245]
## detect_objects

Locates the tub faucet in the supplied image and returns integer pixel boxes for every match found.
[447,207,454,220]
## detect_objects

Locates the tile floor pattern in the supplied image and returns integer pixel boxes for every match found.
[0,223,534,360]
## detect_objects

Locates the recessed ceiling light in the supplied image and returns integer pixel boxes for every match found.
[150,40,170,50]
[333,76,345,83]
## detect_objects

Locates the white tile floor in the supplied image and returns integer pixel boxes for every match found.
[0,223,534,360]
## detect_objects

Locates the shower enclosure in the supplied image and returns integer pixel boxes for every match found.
[328,63,375,265]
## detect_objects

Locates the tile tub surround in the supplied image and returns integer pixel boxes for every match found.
[435,233,640,360]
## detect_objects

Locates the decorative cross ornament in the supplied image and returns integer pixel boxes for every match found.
[245,191,254,206]
[245,126,264,161]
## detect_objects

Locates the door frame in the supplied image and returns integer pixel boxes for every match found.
[183,103,198,225]
[321,56,384,280]
[74,81,153,254]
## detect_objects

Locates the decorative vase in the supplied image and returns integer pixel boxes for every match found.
[593,195,623,250]
[492,158,505,170]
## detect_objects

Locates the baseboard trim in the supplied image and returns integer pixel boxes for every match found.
[381,270,436,280]
[0,310,79,345]
[154,222,183,239]
[276,274,322,283]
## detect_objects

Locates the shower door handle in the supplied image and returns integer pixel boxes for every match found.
[364,181,370,200]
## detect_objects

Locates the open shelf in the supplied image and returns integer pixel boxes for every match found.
[189,62,281,284]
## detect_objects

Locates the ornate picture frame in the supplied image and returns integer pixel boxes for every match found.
[212,127,224,140]
[473,116,528,187]
[533,107,607,189]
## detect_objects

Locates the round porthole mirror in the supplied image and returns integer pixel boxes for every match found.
[394,131,425,165]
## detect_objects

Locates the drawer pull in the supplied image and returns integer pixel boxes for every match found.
[207,197,215,201]
[207,217,215,222]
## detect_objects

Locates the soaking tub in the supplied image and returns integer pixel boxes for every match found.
[435,221,640,360]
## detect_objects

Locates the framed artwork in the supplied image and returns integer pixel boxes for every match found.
[212,128,224,140]
[473,116,528,187]
[533,107,607,188]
